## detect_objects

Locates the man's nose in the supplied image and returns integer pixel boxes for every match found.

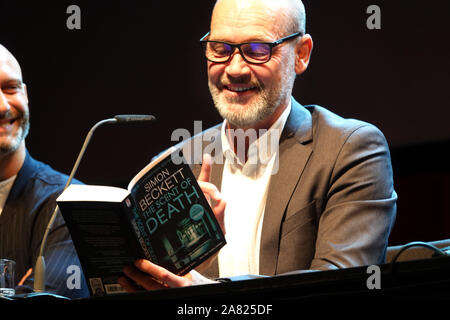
[0,91,11,114]
[224,49,251,78]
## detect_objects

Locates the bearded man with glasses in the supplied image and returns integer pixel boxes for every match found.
[119,0,397,291]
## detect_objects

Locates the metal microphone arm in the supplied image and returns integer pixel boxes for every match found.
[33,114,156,293]
[33,117,118,292]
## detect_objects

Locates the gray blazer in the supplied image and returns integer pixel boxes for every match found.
[178,98,397,278]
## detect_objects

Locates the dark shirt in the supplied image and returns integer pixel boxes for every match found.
[0,150,89,299]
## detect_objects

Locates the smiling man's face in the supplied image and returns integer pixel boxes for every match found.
[0,45,30,155]
[206,0,298,130]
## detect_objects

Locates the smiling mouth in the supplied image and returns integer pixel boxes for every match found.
[224,85,258,93]
[0,118,16,127]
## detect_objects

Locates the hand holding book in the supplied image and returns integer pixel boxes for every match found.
[57,148,226,295]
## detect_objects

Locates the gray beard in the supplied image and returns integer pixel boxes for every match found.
[208,83,280,128]
[208,55,296,128]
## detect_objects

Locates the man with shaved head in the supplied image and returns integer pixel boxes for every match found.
[0,44,89,298]
[120,0,397,290]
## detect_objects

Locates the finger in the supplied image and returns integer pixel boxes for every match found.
[123,264,166,291]
[134,259,191,288]
[197,181,226,234]
[197,181,221,202]
[197,153,212,183]
[117,275,140,293]
[214,197,226,234]
[18,268,32,286]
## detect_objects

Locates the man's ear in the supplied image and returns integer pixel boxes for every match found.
[294,34,313,75]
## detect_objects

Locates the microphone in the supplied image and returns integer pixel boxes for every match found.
[33,114,156,294]
[114,114,156,123]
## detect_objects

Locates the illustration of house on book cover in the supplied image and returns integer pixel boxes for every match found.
[156,210,221,271]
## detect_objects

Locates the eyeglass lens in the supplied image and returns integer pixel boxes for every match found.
[206,42,271,63]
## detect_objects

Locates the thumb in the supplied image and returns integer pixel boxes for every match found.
[197,153,212,183]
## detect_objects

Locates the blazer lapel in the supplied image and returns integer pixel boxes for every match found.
[259,99,313,275]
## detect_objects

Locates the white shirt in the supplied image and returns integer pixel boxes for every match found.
[0,175,17,216]
[218,101,291,277]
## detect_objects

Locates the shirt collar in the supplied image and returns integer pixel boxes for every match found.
[221,99,292,168]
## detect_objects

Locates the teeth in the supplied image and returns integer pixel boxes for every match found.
[228,86,255,92]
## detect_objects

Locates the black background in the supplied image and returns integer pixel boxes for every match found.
[1,1,450,245]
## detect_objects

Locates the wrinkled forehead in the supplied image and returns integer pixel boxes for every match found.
[0,45,23,82]
[210,0,289,41]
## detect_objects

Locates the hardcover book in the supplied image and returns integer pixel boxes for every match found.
[56,147,226,296]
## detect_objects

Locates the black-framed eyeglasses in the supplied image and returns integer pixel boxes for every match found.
[200,31,303,65]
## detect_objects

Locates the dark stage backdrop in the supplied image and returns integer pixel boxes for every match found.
[1,1,450,245]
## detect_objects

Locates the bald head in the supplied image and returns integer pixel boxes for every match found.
[0,44,23,83]
[212,0,306,36]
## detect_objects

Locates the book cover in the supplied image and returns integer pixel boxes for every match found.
[57,148,226,296]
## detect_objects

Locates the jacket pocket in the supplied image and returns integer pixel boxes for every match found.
[281,200,317,238]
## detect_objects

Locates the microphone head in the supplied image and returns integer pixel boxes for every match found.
[114,114,156,123]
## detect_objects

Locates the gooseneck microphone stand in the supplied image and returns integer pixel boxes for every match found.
[33,115,155,295]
